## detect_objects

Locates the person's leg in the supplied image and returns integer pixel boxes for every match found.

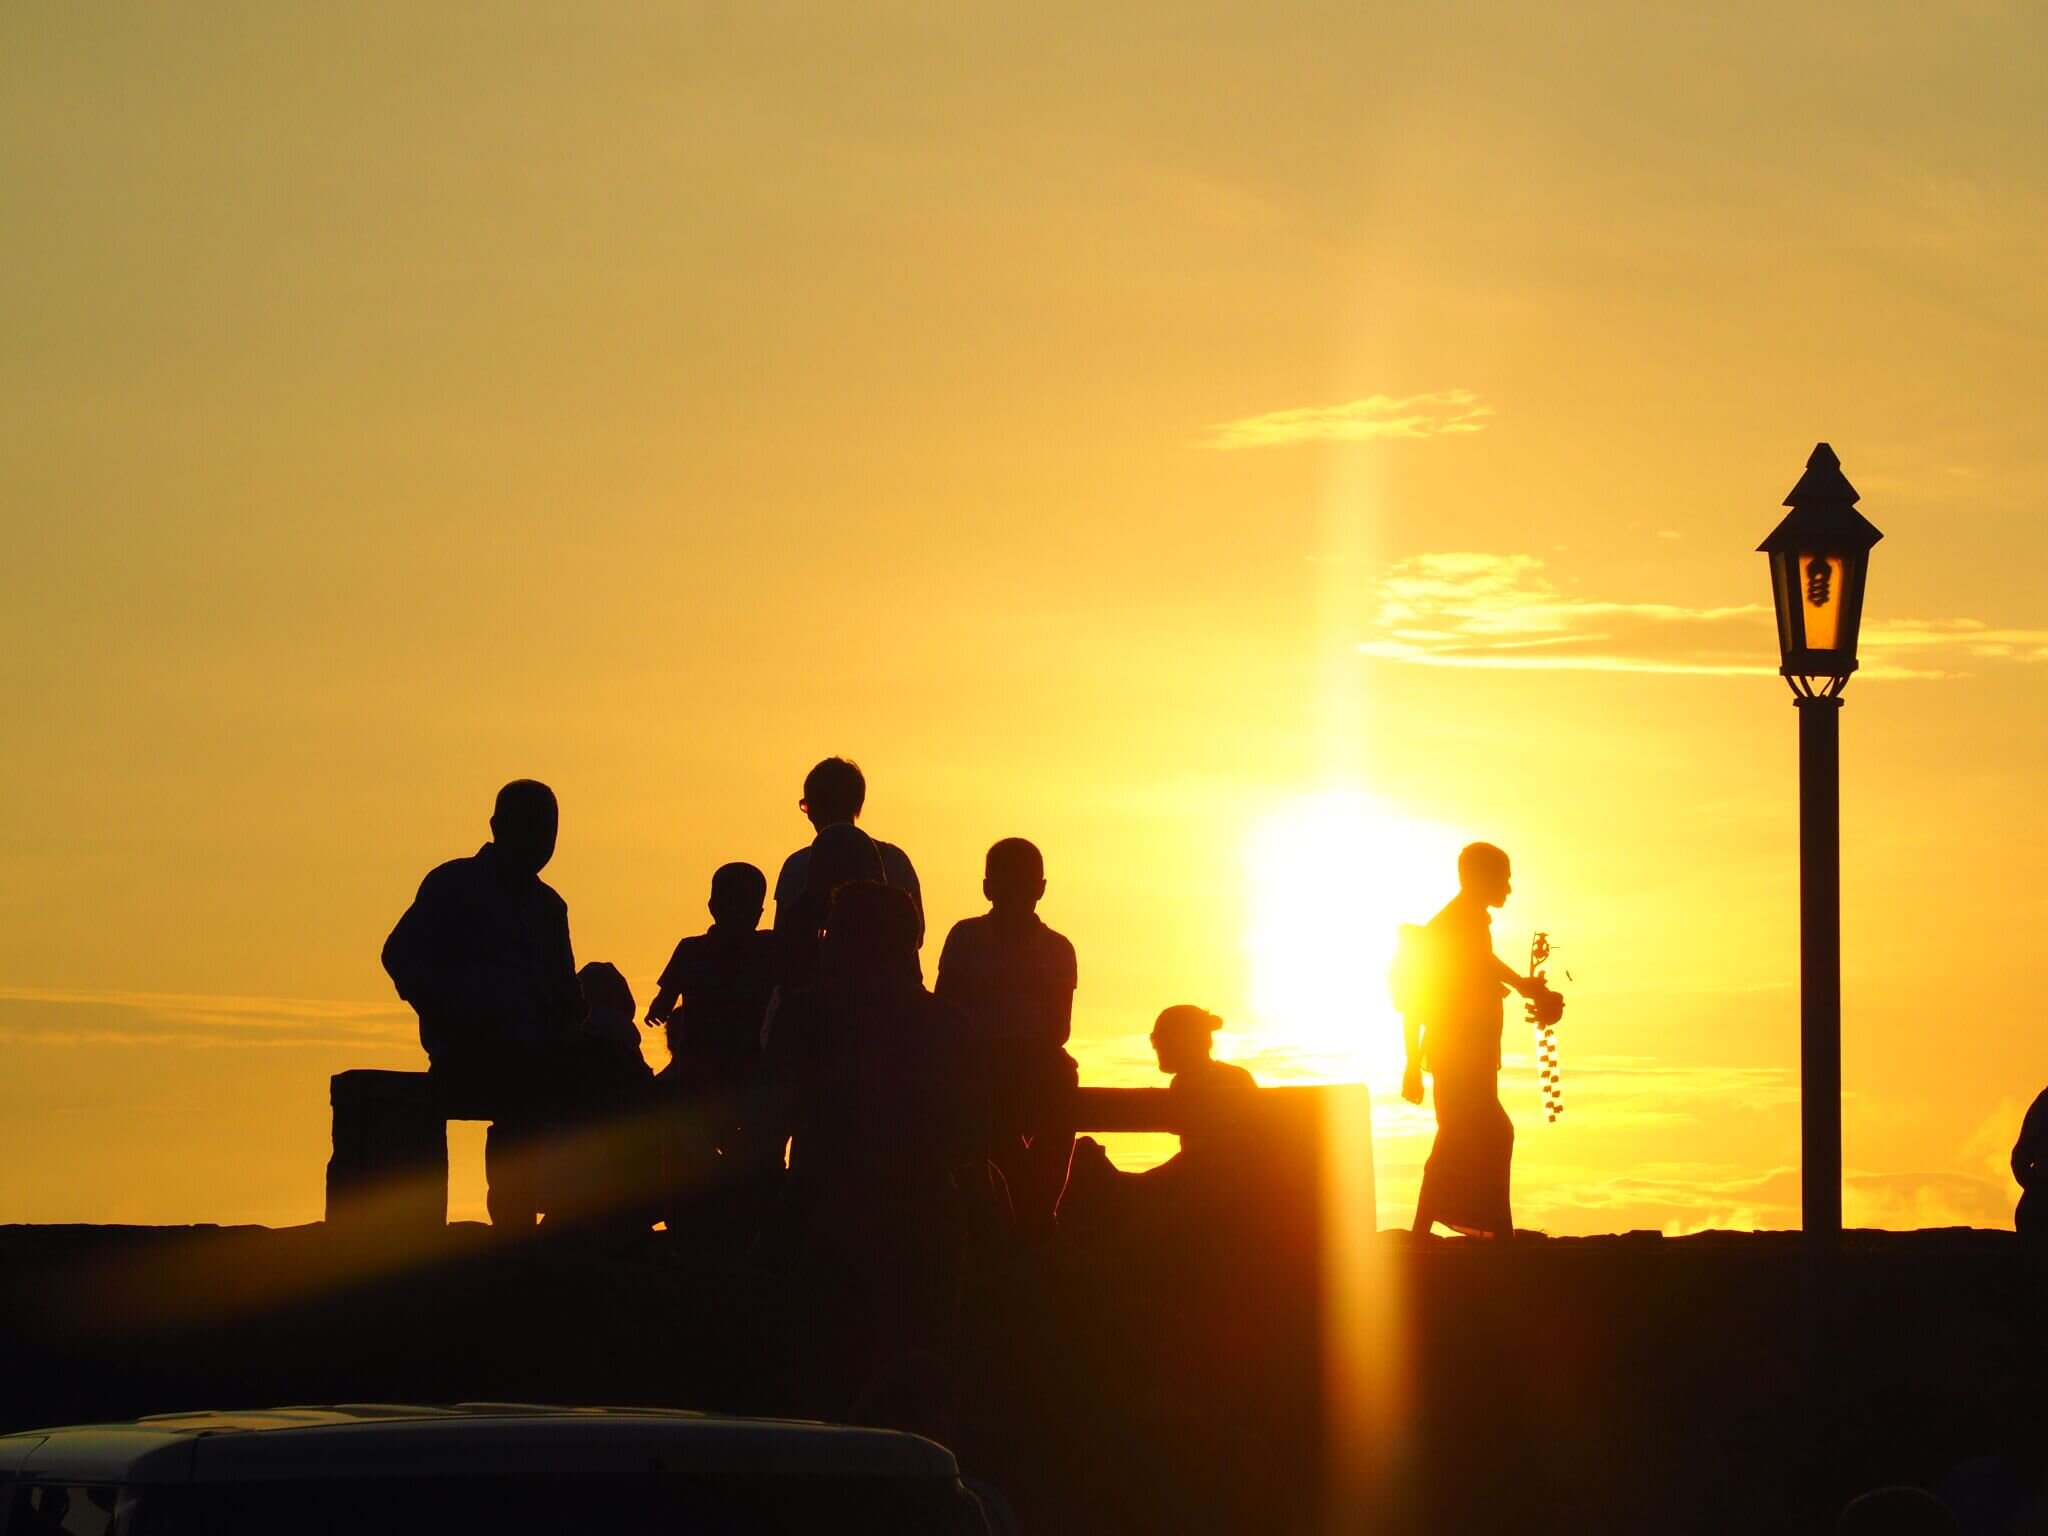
[483,1049,548,1231]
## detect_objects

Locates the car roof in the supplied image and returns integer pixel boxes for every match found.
[0,1406,958,1484]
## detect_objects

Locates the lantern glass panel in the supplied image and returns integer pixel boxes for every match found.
[1799,553,1845,653]
[1769,550,1799,659]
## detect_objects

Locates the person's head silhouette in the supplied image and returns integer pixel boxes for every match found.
[1457,841,1512,908]
[822,879,920,983]
[578,960,635,1020]
[983,837,1046,916]
[708,862,768,929]
[490,780,559,878]
[800,757,867,832]
[1150,1005,1223,1077]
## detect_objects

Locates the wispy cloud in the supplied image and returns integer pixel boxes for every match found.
[1202,389,1492,450]
[0,985,413,1049]
[1357,552,2048,678]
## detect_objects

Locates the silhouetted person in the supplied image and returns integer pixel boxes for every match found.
[759,880,986,1414]
[2014,1088,2048,1241]
[1400,842,1562,1240]
[547,961,655,1230]
[649,862,778,1091]
[774,821,890,991]
[936,838,1079,1235]
[381,779,579,1229]
[1061,1006,1257,1229]
[646,863,779,1235]
[772,757,923,948]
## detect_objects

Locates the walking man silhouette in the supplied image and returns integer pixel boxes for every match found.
[381,779,580,1229]
[1400,842,1562,1240]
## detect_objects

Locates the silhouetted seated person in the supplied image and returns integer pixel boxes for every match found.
[1396,841,1562,1240]
[645,862,779,1236]
[772,756,924,962]
[774,821,890,991]
[758,880,987,1415]
[381,779,580,1229]
[545,961,655,1231]
[937,838,1079,1236]
[2015,1087,2048,1242]
[1060,1006,1259,1236]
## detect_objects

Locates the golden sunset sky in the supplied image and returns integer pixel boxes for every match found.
[4,3,2044,1231]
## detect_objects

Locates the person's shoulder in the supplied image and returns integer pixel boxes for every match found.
[877,839,919,877]
[1218,1060,1257,1090]
[774,846,810,890]
[533,876,568,913]
[1035,920,1077,959]
[415,851,485,896]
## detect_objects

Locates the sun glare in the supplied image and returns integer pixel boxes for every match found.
[1242,790,1464,1091]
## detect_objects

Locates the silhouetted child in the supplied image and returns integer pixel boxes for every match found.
[936,838,1078,1234]
[648,862,777,1088]
[648,863,779,1238]
[545,961,654,1229]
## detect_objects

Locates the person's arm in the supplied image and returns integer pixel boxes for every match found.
[1402,1015,1425,1104]
[647,942,689,1027]
[1050,936,1076,1049]
[933,923,965,1004]
[381,866,461,1017]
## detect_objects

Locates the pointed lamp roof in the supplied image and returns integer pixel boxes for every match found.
[1758,442,1884,553]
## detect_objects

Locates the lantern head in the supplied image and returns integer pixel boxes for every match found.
[1758,443,1883,695]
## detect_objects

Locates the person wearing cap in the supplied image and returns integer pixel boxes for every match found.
[1060,1005,1257,1228]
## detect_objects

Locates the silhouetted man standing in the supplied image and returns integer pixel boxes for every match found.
[381,779,580,1229]
[936,838,1078,1235]
[772,758,923,948]
[1403,842,1561,1240]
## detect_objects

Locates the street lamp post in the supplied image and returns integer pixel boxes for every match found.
[1759,443,1883,1240]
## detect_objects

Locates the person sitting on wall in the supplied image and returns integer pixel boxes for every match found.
[381,779,580,1230]
[1059,1005,1258,1232]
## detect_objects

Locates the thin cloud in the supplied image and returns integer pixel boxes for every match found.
[0,985,413,1049]
[1358,551,2048,678]
[1203,389,1492,450]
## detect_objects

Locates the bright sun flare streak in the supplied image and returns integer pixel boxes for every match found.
[1242,790,1466,1092]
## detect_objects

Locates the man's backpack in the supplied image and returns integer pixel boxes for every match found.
[1388,922,1439,1020]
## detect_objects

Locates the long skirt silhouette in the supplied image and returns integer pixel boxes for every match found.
[1417,1071,1514,1237]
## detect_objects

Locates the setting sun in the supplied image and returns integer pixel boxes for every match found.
[1242,791,1465,1092]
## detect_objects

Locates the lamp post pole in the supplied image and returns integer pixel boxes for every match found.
[1762,442,1880,1520]
[1797,693,1843,1240]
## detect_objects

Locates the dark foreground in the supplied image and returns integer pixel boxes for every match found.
[1,1222,2037,1534]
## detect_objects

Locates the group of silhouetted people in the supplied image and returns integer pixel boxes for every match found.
[381,760,1268,1409]
[381,763,1588,1265]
